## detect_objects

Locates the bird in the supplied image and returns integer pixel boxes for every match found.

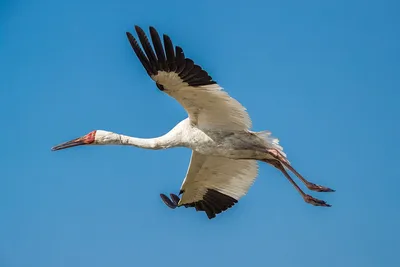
[52,25,335,220]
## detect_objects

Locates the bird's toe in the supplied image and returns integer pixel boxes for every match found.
[307,183,335,193]
[304,194,331,207]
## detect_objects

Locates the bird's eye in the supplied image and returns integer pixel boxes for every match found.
[156,83,165,91]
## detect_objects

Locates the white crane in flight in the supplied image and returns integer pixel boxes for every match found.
[52,25,334,219]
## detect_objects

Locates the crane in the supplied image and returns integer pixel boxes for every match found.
[52,25,335,219]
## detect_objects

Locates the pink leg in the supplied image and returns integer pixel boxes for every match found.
[265,159,331,207]
[267,149,335,193]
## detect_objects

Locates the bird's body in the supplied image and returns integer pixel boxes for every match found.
[52,25,335,219]
[138,118,280,160]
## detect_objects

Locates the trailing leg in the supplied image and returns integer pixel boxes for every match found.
[265,159,331,207]
[267,149,335,193]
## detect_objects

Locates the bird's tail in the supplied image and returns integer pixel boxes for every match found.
[256,130,287,159]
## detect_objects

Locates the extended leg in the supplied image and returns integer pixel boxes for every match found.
[267,149,335,193]
[265,159,331,207]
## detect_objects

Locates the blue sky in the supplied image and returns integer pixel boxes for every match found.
[1,0,399,266]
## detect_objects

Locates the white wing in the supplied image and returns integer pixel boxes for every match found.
[177,151,259,219]
[126,26,252,130]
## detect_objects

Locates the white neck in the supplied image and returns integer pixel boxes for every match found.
[102,132,183,150]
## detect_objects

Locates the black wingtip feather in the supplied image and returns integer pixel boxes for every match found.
[149,27,168,71]
[184,189,238,219]
[134,26,158,74]
[175,46,186,74]
[126,32,154,76]
[181,65,202,81]
[126,26,217,88]
[179,59,194,78]
[163,34,177,72]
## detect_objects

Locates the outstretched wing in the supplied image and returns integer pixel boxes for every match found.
[177,151,259,219]
[126,26,252,131]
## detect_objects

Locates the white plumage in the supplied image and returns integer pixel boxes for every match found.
[179,152,258,203]
[52,25,335,219]
[156,74,252,130]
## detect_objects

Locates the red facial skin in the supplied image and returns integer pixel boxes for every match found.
[84,130,97,144]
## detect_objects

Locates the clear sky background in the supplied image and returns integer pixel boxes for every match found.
[1,0,399,266]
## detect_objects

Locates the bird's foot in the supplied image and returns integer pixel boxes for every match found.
[160,193,181,209]
[303,194,331,207]
[306,183,335,193]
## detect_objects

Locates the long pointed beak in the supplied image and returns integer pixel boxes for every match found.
[51,137,86,151]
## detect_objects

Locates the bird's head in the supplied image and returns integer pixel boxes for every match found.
[51,130,117,151]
